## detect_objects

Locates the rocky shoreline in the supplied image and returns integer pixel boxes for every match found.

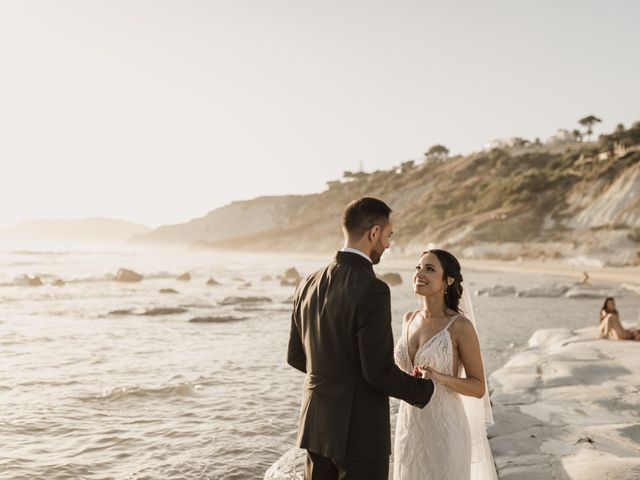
[488,326,640,479]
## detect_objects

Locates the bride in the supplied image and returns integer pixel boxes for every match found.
[393,249,497,479]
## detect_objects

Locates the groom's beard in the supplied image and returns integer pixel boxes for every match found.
[370,239,385,265]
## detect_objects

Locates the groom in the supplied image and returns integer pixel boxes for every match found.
[287,197,435,480]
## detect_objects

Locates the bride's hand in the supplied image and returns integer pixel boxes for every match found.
[418,365,442,383]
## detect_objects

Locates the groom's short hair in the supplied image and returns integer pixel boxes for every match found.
[342,197,392,239]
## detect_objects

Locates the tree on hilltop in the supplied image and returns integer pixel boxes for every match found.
[572,129,583,142]
[399,160,415,172]
[424,144,449,162]
[578,115,602,142]
[598,121,640,150]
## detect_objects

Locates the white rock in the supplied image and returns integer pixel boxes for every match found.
[263,447,304,480]
[476,285,516,297]
[527,328,573,349]
[564,287,612,299]
[516,284,569,297]
[490,324,640,478]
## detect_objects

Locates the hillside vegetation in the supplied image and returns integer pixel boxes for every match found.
[133,122,640,265]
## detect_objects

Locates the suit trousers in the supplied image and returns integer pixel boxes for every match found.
[305,450,389,480]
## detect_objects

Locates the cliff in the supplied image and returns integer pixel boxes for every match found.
[131,123,640,265]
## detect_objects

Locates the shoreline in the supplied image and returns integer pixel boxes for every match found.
[462,259,640,286]
[379,256,640,286]
[488,326,640,479]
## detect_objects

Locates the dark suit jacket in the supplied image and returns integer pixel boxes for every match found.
[287,251,435,461]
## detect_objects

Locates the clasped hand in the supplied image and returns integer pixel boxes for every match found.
[412,365,441,383]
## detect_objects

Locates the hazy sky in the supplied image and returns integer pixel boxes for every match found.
[1,1,638,228]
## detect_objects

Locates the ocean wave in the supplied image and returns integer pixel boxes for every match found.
[107,307,190,316]
[178,303,212,309]
[188,316,247,323]
[0,274,112,286]
[88,383,204,401]
[218,296,273,306]
[69,271,176,283]
[0,271,186,287]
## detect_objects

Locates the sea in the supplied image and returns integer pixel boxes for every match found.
[1,245,639,479]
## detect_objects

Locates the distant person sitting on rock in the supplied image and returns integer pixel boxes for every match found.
[599,297,640,340]
[580,271,590,285]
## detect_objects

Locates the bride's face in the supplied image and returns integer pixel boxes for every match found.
[413,252,446,297]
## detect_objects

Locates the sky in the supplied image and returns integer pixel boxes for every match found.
[0,0,638,228]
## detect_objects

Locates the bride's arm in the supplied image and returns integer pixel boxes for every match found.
[420,317,486,398]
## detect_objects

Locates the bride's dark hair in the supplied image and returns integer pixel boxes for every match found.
[423,249,463,313]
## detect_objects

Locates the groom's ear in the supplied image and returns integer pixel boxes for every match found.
[368,225,381,241]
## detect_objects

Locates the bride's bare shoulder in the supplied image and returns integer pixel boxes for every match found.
[450,313,473,330]
[403,309,419,324]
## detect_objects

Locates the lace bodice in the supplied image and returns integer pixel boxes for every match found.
[394,313,458,377]
[392,313,471,480]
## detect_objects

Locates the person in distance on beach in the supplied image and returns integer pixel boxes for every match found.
[599,297,640,340]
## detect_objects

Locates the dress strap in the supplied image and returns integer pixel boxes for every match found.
[444,313,459,330]
[405,310,420,340]
[408,309,421,325]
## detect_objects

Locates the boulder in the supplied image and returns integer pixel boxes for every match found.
[476,285,516,297]
[280,267,302,286]
[264,447,304,480]
[206,278,220,286]
[564,287,612,299]
[15,275,43,286]
[51,279,65,287]
[379,272,403,286]
[27,276,43,286]
[177,272,191,281]
[517,284,569,297]
[115,268,143,282]
[159,288,179,294]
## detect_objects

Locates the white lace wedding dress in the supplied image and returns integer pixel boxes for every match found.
[393,313,471,479]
